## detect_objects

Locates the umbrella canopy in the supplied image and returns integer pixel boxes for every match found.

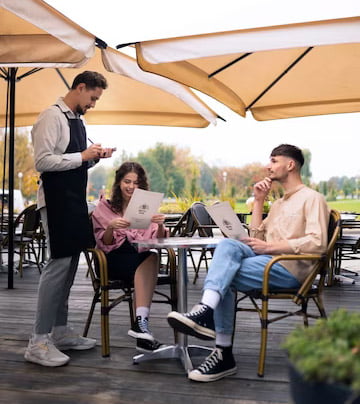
[135,16,360,120]
[0,0,217,288]
[0,0,217,127]
[0,46,217,128]
[0,0,94,67]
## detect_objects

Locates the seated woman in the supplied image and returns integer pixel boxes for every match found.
[92,161,168,353]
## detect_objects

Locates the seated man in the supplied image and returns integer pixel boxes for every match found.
[167,144,329,382]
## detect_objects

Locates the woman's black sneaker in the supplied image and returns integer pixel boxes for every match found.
[167,304,215,340]
[136,339,166,353]
[128,316,154,341]
[188,346,237,382]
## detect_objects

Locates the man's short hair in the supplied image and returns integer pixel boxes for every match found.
[71,71,108,90]
[270,144,305,168]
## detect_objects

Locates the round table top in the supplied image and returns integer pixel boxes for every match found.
[132,236,223,249]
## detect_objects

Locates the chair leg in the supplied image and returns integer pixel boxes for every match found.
[30,242,42,274]
[128,293,135,328]
[192,252,203,284]
[258,324,268,377]
[83,293,99,337]
[301,301,309,327]
[101,287,110,357]
[101,311,110,357]
[257,301,269,377]
[18,244,26,278]
[313,296,327,319]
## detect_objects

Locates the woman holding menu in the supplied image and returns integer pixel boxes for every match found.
[92,161,168,353]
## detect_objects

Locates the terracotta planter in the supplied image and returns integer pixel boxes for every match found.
[288,362,360,404]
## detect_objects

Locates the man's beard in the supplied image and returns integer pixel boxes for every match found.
[75,105,87,115]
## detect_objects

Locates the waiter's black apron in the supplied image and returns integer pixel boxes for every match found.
[42,109,92,259]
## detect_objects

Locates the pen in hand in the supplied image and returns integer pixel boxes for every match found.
[88,138,117,152]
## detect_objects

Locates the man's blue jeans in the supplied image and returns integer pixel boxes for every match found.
[203,239,301,335]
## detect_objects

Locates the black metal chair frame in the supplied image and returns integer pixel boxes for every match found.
[331,217,360,283]
[1,204,42,277]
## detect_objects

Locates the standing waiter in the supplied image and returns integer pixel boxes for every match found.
[26,71,114,367]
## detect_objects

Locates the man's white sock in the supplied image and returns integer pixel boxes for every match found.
[201,289,221,310]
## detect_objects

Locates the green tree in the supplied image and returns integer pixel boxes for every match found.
[137,154,167,193]
[200,162,214,195]
[0,129,38,201]
[137,143,185,196]
[301,149,312,185]
[343,177,355,198]
[88,165,111,199]
[318,181,328,196]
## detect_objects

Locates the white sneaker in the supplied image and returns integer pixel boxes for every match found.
[51,326,96,351]
[24,337,70,367]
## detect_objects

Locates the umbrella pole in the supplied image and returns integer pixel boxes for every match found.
[7,68,16,289]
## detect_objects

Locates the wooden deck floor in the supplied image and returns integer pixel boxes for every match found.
[0,255,359,404]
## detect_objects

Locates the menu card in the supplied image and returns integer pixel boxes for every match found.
[123,188,164,229]
[206,201,248,239]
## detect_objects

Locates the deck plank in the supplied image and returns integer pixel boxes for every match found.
[0,254,359,404]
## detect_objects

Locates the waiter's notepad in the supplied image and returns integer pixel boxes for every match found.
[206,201,248,239]
[124,188,164,229]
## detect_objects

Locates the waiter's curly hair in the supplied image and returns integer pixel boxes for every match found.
[110,161,149,213]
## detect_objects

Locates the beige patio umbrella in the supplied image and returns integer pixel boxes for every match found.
[0,46,217,128]
[1,0,217,288]
[135,16,360,121]
[0,0,217,128]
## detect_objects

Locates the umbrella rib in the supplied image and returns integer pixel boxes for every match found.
[56,69,71,90]
[208,53,252,78]
[246,47,314,110]
[116,42,138,49]
[17,68,43,81]
[0,68,8,80]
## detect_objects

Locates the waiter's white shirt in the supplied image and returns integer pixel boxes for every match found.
[31,97,85,209]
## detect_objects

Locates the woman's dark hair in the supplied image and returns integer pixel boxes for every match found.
[110,162,149,213]
[71,70,108,90]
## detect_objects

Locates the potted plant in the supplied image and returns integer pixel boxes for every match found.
[282,309,360,404]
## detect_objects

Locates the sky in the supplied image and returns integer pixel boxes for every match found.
[45,0,360,183]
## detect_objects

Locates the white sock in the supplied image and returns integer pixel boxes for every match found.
[32,333,49,343]
[136,306,150,319]
[216,333,232,348]
[51,325,69,337]
[201,289,221,310]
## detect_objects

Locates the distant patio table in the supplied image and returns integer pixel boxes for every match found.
[131,236,222,373]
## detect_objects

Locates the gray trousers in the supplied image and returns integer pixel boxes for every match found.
[34,207,80,334]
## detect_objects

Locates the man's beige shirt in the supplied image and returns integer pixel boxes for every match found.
[250,184,329,283]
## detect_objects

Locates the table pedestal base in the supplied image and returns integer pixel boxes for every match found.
[133,344,213,373]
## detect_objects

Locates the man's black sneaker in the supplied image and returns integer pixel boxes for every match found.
[188,346,237,382]
[128,316,154,341]
[167,303,215,340]
[136,338,166,353]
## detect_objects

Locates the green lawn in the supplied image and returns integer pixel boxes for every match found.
[327,199,360,214]
[235,199,360,216]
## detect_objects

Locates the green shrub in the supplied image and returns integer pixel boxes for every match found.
[282,309,360,391]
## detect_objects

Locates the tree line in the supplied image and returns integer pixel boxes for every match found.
[1,130,359,203]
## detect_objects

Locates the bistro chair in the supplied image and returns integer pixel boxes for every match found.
[1,204,42,277]
[330,214,360,284]
[83,216,177,357]
[170,202,218,283]
[234,209,341,377]
[189,202,218,283]
[169,207,198,270]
